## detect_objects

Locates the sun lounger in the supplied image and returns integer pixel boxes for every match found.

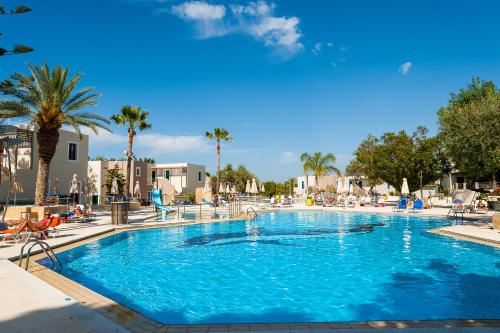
[409,199,424,213]
[447,190,477,218]
[0,224,30,242]
[392,198,408,212]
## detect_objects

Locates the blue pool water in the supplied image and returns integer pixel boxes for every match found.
[42,211,500,324]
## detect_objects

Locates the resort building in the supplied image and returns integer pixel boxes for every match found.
[149,163,206,195]
[88,159,152,204]
[294,175,396,196]
[294,175,339,195]
[0,127,89,204]
[87,161,206,204]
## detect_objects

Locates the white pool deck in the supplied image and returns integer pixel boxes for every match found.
[0,205,498,332]
[0,258,128,333]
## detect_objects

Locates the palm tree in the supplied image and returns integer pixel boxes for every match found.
[205,128,233,194]
[300,152,341,194]
[111,106,151,197]
[0,64,110,203]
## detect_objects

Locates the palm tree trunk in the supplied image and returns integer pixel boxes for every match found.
[304,173,308,196]
[125,128,134,197]
[315,174,319,192]
[216,140,220,194]
[34,129,60,204]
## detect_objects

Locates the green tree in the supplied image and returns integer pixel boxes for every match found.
[0,5,33,56]
[351,127,443,193]
[205,128,233,194]
[262,180,279,196]
[103,164,125,195]
[300,152,341,193]
[218,163,258,193]
[111,106,151,197]
[438,78,500,187]
[0,64,110,203]
[138,157,155,163]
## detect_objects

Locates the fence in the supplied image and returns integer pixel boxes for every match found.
[162,199,244,222]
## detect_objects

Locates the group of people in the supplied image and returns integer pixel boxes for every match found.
[269,195,292,206]
[0,203,93,241]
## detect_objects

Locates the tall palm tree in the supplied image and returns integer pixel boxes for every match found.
[300,152,341,194]
[0,64,110,203]
[111,106,151,197]
[205,128,233,194]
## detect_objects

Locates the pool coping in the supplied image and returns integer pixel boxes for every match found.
[15,211,500,332]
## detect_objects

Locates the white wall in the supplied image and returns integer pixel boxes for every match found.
[0,128,88,204]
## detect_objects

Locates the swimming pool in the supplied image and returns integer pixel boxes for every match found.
[42,211,500,324]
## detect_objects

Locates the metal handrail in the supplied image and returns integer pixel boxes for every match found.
[246,207,257,215]
[19,240,62,271]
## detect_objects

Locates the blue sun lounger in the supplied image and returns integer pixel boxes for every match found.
[152,189,172,220]
[392,197,408,212]
[409,198,423,213]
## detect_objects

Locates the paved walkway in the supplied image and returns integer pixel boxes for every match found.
[0,259,128,333]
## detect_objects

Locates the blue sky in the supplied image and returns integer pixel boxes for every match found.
[2,0,500,181]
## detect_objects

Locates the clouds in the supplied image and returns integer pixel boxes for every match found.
[171,1,226,20]
[280,151,297,164]
[168,1,303,59]
[399,61,412,75]
[83,128,211,157]
[312,42,322,55]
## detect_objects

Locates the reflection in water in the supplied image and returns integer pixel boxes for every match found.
[180,223,384,247]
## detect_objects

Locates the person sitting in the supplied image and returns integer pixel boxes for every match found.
[3,212,52,239]
[476,200,488,214]
[424,196,433,209]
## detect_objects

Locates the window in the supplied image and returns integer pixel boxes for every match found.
[301,181,305,189]
[198,171,202,182]
[135,167,141,177]
[151,170,156,184]
[164,170,170,179]
[68,142,78,161]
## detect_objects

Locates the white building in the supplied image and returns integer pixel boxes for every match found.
[87,161,206,204]
[294,174,396,196]
[149,163,205,194]
[0,127,89,204]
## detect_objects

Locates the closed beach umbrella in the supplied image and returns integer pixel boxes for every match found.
[348,182,353,195]
[204,178,211,193]
[261,184,265,192]
[69,173,79,204]
[219,183,225,193]
[245,180,251,193]
[344,178,351,194]
[251,178,258,194]
[231,185,237,194]
[11,174,23,206]
[401,178,410,196]
[225,184,231,194]
[111,177,119,195]
[134,180,141,198]
[11,174,23,193]
[52,177,60,195]
[69,174,79,194]
[337,178,344,194]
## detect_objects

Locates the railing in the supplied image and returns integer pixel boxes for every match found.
[158,199,244,222]
[19,240,62,271]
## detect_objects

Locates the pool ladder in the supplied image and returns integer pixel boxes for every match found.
[19,240,62,271]
[246,207,258,222]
